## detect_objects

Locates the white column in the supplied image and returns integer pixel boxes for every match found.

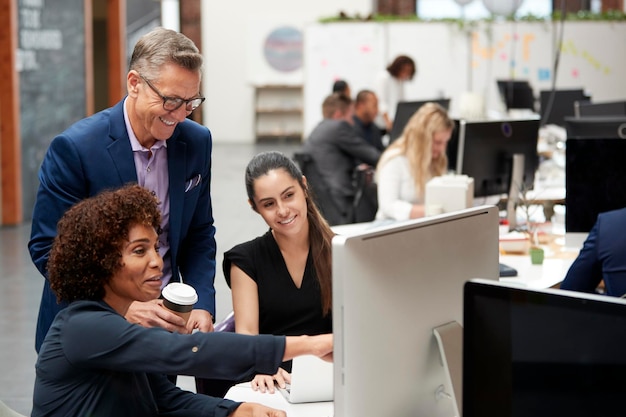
[161,0,180,32]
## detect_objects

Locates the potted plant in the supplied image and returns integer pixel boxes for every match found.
[515,183,545,265]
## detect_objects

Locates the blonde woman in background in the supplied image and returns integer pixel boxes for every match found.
[375,102,454,221]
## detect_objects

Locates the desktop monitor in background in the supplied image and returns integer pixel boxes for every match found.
[565,138,626,236]
[496,79,536,111]
[463,279,626,417]
[574,99,626,117]
[389,98,451,143]
[450,119,540,198]
[540,88,590,126]
[332,206,499,417]
[564,115,626,139]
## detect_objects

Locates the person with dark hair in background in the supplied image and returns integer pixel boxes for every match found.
[302,93,381,224]
[375,102,453,221]
[332,79,351,99]
[353,89,385,151]
[29,27,217,354]
[208,151,335,396]
[375,55,417,133]
[32,184,333,417]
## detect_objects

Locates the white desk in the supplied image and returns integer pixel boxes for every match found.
[225,383,334,417]
[499,254,575,289]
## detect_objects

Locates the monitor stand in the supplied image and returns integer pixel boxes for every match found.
[506,153,525,230]
[433,321,462,417]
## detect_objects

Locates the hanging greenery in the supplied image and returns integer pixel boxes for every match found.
[318,10,626,24]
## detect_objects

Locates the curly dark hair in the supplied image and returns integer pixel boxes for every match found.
[386,55,416,79]
[48,184,162,303]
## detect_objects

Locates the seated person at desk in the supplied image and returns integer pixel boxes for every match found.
[302,93,381,221]
[560,207,626,297]
[332,79,351,99]
[32,184,333,417]
[375,102,454,221]
[223,152,334,394]
[375,55,417,133]
[352,90,386,152]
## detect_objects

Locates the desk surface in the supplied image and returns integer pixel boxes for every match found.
[499,255,574,289]
[225,383,334,417]
[499,232,579,289]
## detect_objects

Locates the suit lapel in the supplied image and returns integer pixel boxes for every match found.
[107,100,138,185]
[167,131,186,257]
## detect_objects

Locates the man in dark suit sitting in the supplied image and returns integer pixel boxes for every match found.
[561,207,626,297]
[302,93,381,224]
[352,90,386,152]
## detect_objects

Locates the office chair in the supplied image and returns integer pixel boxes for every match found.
[293,152,350,225]
[214,311,235,333]
[352,165,378,223]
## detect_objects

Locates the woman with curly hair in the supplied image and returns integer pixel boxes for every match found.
[32,184,332,417]
[375,102,454,221]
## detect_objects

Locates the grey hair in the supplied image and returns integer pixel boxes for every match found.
[129,27,203,80]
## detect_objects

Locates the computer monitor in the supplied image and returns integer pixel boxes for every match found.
[565,137,626,235]
[540,88,590,126]
[389,98,451,143]
[332,206,499,417]
[463,279,626,417]
[574,100,626,117]
[496,79,535,111]
[564,116,626,139]
[450,119,540,197]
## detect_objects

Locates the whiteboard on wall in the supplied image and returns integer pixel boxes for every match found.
[303,23,386,137]
[303,21,626,136]
[386,22,470,116]
[553,22,626,101]
[470,21,555,113]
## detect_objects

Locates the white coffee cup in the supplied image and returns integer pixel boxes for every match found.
[425,204,444,217]
[161,282,198,324]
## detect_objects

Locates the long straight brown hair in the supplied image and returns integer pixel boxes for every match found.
[245,151,335,316]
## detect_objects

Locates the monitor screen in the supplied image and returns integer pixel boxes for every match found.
[389,98,451,143]
[463,279,626,417]
[540,89,590,126]
[565,137,626,233]
[332,206,499,417]
[574,100,626,117]
[450,119,540,198]
[564,116,626,139]
[497,79,535,111]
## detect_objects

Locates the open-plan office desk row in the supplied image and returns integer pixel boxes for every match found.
[224,226,580,417]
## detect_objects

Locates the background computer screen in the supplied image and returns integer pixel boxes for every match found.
[463,279,626,417]
[450,119,540,197]
[389,98,451,143]
[564,116,626,139]
[540,88,590,126]
[565,138,626,233]
[332,206,499,417]
[574,100,626,117]
[496,79,535,111]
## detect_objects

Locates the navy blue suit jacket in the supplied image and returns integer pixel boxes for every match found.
[29,99,216,351]
[561,207,626,297]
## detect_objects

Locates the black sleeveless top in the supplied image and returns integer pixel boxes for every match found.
[223,229,332,337]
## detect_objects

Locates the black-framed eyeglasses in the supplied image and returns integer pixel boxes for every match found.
[139,74,205,112]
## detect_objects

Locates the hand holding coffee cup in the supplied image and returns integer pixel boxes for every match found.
[161,282,198,325]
